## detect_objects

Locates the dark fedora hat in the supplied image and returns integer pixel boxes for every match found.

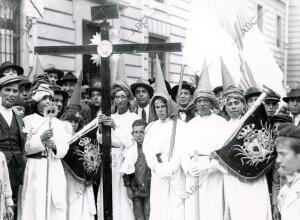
[81,85,90,95]
[131,78,154,98]
[245,87,261,101]
[0,61,24,75]
[44,64,64,80]
[57,72,77,86]
[51,84,68,101]
[283,88,300,103]
[148,78,172,95]
[170,81,195,101]
[213,86,223,95]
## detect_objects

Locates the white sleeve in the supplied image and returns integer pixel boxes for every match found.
[1,153,14,207]
[52,120,71,158]
[23,117,46,155]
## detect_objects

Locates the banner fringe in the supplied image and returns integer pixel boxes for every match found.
[211,151,275,183]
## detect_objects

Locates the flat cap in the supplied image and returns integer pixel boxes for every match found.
[0,75,22,88]
[266,91,281,102]
[278,123,300,139]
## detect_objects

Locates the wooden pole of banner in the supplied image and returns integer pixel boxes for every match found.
[168,64,186,160]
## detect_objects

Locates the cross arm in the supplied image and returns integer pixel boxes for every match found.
[34,43,182,55]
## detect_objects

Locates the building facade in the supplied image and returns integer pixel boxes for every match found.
[0,0,299,89]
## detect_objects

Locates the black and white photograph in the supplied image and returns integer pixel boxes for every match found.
[0,0,300,219]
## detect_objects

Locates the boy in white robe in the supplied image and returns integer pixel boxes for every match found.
[222,85,272,220]
[143,94,186,220]
[275,124,300,219]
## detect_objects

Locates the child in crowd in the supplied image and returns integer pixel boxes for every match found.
[275,124,300,220]
[120,119,151,220]
[0,152,14,220]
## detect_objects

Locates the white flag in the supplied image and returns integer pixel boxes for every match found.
[24,0,45,18]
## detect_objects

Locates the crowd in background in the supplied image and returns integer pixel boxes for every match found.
[0,59,300,220]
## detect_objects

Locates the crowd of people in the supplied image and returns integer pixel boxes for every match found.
[0,59,300,220]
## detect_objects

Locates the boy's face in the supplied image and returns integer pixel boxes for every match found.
[272,122,281,137]
[132,125,145,144]
[276,137,300,176]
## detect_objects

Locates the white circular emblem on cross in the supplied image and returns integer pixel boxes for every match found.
[97,40,113,58]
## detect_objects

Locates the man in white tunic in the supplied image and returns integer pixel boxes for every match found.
[143,94,186,220]
[97,75,139,220]
[221,82,272,219]
[21,84,71,220]
[143,57,186,220]
[181,69,227,220]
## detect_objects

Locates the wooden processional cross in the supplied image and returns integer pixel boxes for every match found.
[35,3,182,220]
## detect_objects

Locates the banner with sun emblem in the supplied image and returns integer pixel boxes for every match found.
[63,127,102,185]
[213,104,276,181]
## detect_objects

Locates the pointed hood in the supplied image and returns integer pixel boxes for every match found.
[192,59,219,108]
[35,54,44,76]
[221,57,245,100]
[68,70,83,112]
[111,55,133,99]
[197,59,212,91]
[220,57,236,92]
[149,55,178,121]
[154,55,169,95]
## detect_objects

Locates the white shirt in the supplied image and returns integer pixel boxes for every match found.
[137,104,150,122]
[0,104,13,127]
[278,173,300,220]
[293,113,300,126]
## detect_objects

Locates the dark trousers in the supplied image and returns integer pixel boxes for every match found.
[132,196,150,220]
[8,159,24,220]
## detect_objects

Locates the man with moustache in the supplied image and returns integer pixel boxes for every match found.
[130,78,154,123]
[283,88,300,125]
[0,75,26,219]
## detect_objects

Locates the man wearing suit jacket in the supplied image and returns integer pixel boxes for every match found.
[131,78,154,123]
[283,88,300,126]
[171,81,196,122]
[0,75,26,215]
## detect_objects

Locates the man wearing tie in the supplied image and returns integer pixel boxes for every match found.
[171,81,196,122]
[283,88,300,125]
[131,78,154,123]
